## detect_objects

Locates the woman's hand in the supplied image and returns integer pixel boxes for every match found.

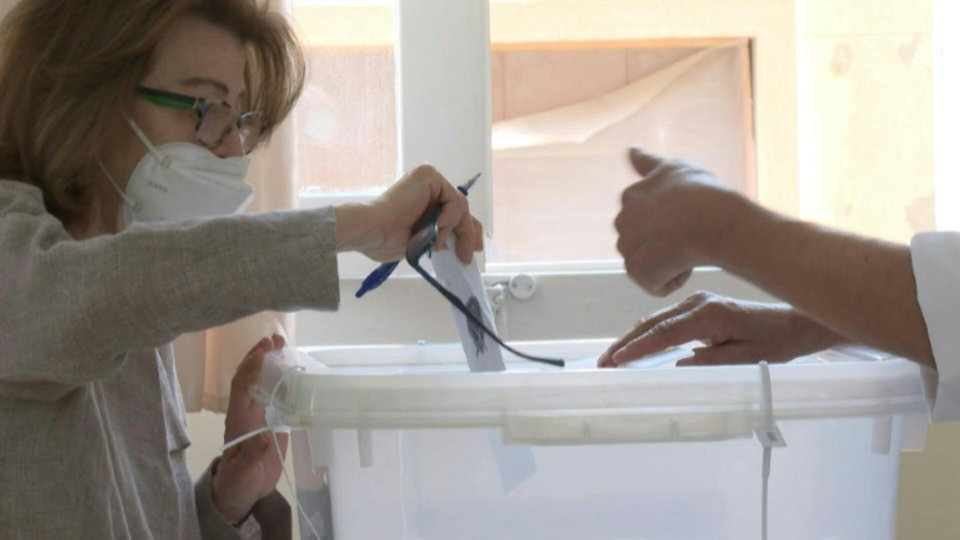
[615,148,756,297]
[334,164,484,264]
[597,292,845,368]
[212,334,288,524]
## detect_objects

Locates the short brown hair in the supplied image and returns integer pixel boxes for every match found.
[0,0,305,223]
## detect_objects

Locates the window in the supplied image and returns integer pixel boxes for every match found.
[488,40,754,265]
[291,1,936,348]
[293,1,396,196]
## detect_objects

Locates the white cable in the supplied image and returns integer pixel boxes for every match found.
[268,365,322,540]
[220,426,271,452]
[762,445,771,540]
[754,361,786,540]
[220,363,322,540]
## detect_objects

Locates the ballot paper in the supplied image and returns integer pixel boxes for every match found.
[428,237,506,372]
[428,238,533,493]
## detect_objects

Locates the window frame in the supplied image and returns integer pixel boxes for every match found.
[294,0,796,346]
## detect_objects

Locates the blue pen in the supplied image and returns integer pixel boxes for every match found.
[355,172,481,298]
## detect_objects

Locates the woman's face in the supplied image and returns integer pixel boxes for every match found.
[102,14,248,204]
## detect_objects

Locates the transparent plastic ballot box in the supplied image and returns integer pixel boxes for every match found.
[255,339,931,540]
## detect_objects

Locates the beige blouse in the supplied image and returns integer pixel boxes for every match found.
[0,180,340,538]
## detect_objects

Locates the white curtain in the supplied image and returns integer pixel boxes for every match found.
[492,44,749,190]
[490,43,752,263]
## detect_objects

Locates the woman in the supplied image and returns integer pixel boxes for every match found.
[0,1,482,538]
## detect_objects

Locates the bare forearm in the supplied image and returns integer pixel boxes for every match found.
[709,201,934,367]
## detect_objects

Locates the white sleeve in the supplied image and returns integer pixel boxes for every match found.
[911,231,960,421]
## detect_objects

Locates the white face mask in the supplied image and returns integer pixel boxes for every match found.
[102,118,254,226]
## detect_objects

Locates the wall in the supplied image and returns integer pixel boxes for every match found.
[796,0,934,243]
[793,0,952,535]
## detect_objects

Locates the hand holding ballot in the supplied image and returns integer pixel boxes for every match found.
[334,164,484,265]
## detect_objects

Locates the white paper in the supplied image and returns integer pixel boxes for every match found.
[564,346,695,370]
[428,237,506,372]
[428,239,531,491]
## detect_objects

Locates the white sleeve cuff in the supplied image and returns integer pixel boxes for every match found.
[911,231,960,421]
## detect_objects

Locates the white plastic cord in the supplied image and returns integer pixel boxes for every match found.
[267,365,322,540]
[220,426,270,452]
[220,364,322,540]
[755,361,786,540]
[762,445,771,540]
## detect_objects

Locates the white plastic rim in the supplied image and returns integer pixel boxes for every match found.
[255,341,930,448]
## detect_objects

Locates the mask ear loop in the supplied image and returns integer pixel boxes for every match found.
[96,116,164,217]
[124,116,165,160]
[96,157,139,212]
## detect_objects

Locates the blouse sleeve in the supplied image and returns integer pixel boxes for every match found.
[0,181,340,400]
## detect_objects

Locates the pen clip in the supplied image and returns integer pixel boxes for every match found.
[459,172,481,195]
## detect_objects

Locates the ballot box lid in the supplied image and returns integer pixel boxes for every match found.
[254,340,930,447]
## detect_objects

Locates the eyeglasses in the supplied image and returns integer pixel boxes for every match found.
[136,86,264,154]
[405,207,565,368]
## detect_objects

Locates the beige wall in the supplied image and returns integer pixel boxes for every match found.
[797,0,934,243]
[793,0,949,534]
[899,422,960,539]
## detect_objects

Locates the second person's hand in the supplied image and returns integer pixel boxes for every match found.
[597,292,845,368]
[334,164,484,265]
[615,148,757,297]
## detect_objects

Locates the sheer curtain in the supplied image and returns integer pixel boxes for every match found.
[490,43,752,263]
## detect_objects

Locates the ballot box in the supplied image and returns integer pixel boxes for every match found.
[256,340,930,540]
